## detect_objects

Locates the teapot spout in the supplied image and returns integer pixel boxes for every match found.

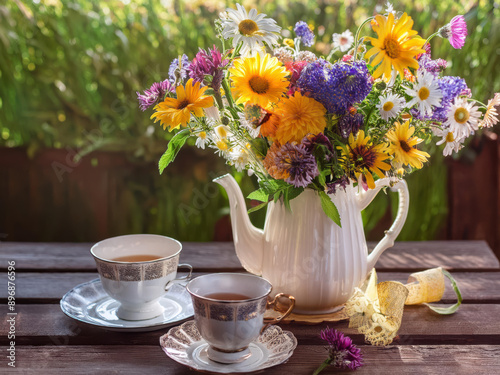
[214,174,264,275]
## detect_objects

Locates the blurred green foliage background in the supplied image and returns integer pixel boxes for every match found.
[1,0,499,242]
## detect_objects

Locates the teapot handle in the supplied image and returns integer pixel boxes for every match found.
[357,178,410,271]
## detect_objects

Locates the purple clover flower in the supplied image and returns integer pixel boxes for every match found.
[338,112,364,138]
[294,21,315,47]
[275,142,319,188]
[441,15,468,49]
[136,80,173,111]
[297,59,372,115]
[188,46,229,91]
[418,53,448,77]
[314,328,363,373]
[168,54,190,84]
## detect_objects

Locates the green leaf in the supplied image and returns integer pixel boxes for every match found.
[273,190,283,203]
[247,189,269,203]
[319,191,341,227]
[158,129,190,174]
[247,201,268,214]
[424,269,462,315]
[317,170,330,187]
[286,186,304,201]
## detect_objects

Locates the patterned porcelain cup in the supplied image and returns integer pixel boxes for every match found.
[91,234,192,321]
[187,273,295,364]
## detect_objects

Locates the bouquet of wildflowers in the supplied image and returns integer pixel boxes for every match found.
[138,3,499,226]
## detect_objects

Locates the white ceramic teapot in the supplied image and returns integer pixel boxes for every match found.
[215,174,409,314]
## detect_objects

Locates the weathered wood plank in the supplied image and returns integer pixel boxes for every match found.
[1,345,498,374]
[0,272,498,304]
[1,304,499,346]
[0,241,497,272]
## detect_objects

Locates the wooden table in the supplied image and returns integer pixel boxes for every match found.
[1,241,500,374]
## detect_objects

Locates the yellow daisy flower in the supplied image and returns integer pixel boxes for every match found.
[365,13,425,80]
[274,92,327,144]
[386,121,430,169]
[342,130,391,189]
[151,79,213,131]
[229,53,289,107]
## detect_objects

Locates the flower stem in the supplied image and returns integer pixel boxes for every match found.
[424,31,440,49]
[312,358,332,375]
[353,17,374,62]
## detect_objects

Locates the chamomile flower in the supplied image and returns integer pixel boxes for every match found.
[230,146,250,171]
[377,93,405,121]
[195,131,209,149]
[405,70,442,117]
[479,93,500,128]
[444,98,481,139]
[220,4,281,56]
[434,128,464,156]
[332,30,354,52]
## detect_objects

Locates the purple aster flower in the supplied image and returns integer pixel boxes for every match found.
[294,21,315,47]
[338,112,364,138]
[297,59,372,114]
[275,142,319,188]
[326,176,350,195]
[188,46,229,92]
[168,54,190,84]
[313,328,363,374]
[136,80,173,111]
[439,15,468,49]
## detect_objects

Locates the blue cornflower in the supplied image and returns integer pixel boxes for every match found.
[168,54,191,84]
[294,21,315,47]
[297,59,372,114]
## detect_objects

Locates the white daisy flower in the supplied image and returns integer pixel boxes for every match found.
[434,128,464,156]
[444,98,482,139]
[405,70,443,117]
[332,30,354,52]
[479,93,500,128]
[213,139,230,157]
[220,4,281,57]
[230,146,250,172]
[377,93,405,121]
[195,131,209,150]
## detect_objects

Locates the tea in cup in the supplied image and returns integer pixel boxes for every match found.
[91,234,192,321]
[187,273,295,364]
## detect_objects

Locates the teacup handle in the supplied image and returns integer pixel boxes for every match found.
[165,263,193,290]
[262,293,296,332]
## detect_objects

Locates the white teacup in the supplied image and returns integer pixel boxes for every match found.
[187,273,295,364]
[91,234,192,321]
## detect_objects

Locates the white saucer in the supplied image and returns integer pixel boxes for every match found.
[60,279,193,332]
[160,321,297,373]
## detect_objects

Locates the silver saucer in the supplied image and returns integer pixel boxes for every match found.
[160,321,297,373]
[60,279,193,332]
